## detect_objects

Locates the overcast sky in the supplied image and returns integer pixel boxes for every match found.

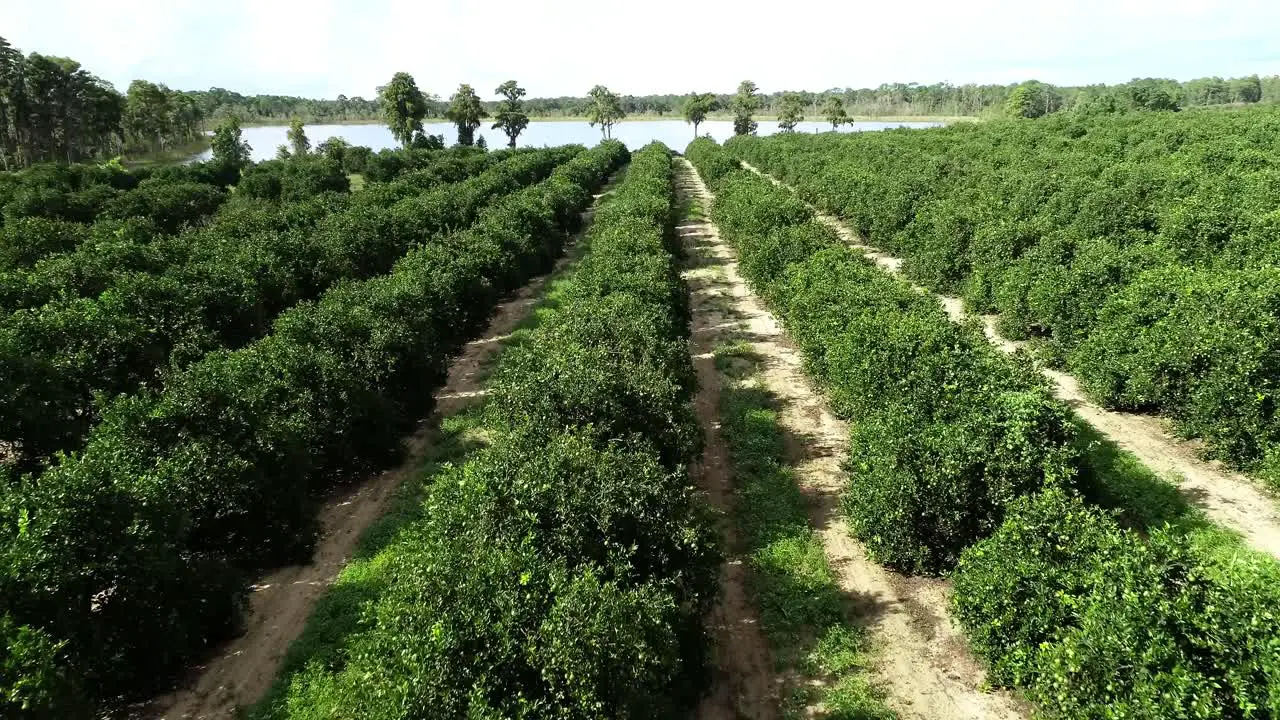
[3,0,1279,100]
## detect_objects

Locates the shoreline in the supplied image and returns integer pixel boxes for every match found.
[222,114,973,129]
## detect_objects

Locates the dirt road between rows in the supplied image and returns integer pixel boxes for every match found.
[682,159,1025,720]
[143,180,619,720]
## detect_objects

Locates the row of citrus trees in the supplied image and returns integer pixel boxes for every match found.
[0,149,490,315]
[0,147,559,471]
[0,147,488,280]
[687,137,1280,718]
[726,106,1280,489]
[249,141,720,719]
[0,160,237,234]
[0,141,629,718]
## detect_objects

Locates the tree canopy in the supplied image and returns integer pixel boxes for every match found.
[731,80,760,136]
[210,116,251,170]
[1005,80,1063,118]
[287,118,310,156]
[586,85,625,139]
[491,80,529,148]
[682,93,718,137]
[379,71,429,148]
[777,93,805,131]
[445,83,488,146]
[820,95,849,129]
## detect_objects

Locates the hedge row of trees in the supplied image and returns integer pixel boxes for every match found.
[688,137,1076,573]
[253,142,718,718]
[0,140,627,717]
[0,147,572,473]
[687,137,1280,719]
[727,106,1280,489]
[0,158,236,231]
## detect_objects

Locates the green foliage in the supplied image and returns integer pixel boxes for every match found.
[953,489,1280,718]
[731,80,760,136]
[585,85,625,139]
[0,143,631,717]
[820,94,848,129]
[444,83,488,146]
[681,92,718,137]
[286,118,310,156]
[776,92,804,131]
[688,138,1078,574]
[378,71,429,148]
[1005,80,1062,118]
[1124,77,1182,111]
[725,105,1280,483]
[491,80,530,148]
[254,143,716,719]
[209,116,252,173]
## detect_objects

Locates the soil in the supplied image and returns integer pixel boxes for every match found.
[683,159,1026,720]
[740,160,1280,562]
[141,180,619,720]
[678,162,782,720]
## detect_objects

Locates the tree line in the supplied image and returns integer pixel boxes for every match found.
[0,36,209,169]
[372,72,626,147]
[229,75,1280,123]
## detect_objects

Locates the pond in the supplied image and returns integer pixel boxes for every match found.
[190,119,943,162]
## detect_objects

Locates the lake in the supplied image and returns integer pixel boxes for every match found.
[191,119,943,162]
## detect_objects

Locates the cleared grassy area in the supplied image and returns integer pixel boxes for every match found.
[713,339,895,720]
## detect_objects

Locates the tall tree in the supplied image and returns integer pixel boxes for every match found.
[287,118,309,155]
[0,36,26,168]
[123,79,172,150]
[586,85,625,139]
[491,80,529,148]
[445,83,488,146]
[681,92,718,138]
[777,93,804,131]
[1005,80,1063,118]
[379,72,428,148]
[210,115,251,170]
[731,80,760,136]
[821,94,849,129]
[1232,74,1263,103]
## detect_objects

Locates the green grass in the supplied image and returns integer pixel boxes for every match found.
[711,340,896,720]
[1071,415,1280,574]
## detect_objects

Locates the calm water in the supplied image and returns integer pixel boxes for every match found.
[192,119,942,162]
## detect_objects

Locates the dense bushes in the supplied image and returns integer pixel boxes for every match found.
[0,141,628,718]
[0,159,232,233]
[953,489,1280,718]
[258,143,718,719]
[689,137,1077,574]
[0,147,573,469]
[726,106,1280,484]
[692,137,1280,718]
[1074,267,1280,482]
[236,156,350,202]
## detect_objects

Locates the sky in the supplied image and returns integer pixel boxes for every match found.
[3,0,1280,101]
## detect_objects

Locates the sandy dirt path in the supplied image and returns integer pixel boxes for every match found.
[681,159,1024,720]
[142,180,620,720]
[678,164,781,720]
[739,161,1280,561]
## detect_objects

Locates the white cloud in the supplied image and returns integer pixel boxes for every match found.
[3,0,1278,99]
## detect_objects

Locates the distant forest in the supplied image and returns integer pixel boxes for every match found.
[1,32,1276,169]
[183,76,1278,123]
